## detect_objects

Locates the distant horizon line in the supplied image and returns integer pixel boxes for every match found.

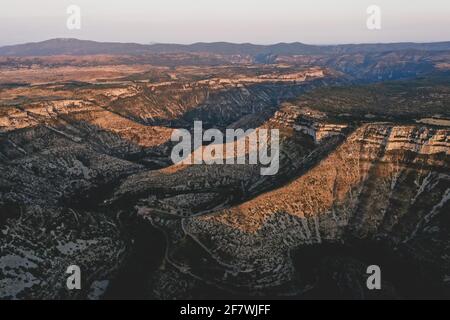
[2,37,450,48]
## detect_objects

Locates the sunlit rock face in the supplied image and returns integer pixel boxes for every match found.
[142,124,448,298]
[0,63,332,299]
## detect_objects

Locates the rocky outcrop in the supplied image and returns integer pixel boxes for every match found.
[142,124,449,297]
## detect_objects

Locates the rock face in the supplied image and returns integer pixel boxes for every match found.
[136,124,449,298]
[0,64,333,299]
[0,121,142,298]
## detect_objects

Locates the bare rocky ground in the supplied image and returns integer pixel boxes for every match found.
[0,47,449,299]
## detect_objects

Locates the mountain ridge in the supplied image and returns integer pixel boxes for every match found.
[1,38,450,57]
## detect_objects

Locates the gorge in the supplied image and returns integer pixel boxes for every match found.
[0,39,449,299]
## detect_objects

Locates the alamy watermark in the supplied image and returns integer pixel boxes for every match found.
[66,5,81,30]
[366,5,381,30]
[170,121,280,176]
[66,265,81,290]
[366,265,381,290]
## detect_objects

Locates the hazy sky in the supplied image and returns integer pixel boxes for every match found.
[1,0,449,45]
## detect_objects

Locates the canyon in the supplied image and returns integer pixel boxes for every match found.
[0,39,449,299]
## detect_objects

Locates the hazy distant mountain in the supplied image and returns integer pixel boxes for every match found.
[1,38,450,56]
[0,38,151,56]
